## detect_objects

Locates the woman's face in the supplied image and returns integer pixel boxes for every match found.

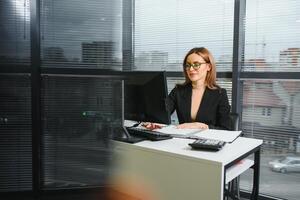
[185,53,211,83]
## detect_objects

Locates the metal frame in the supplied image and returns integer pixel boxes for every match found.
[240,72,300,80]
[224,146,261,200]
[240,190,289,200]
[122,0,134,71]
[30,0,42,197]
[232,0,246,119]
[166,71,232,79]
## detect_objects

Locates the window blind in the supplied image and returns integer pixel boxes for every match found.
[41,75,122,189]
[40,0,122,69]
[0,0,31,66]
[0,74,32,192]
[134,0,234,72]
[243,0,300,72]
[241,1,300,199]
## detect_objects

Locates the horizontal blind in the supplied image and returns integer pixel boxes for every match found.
[243,0,300,72]
[241,1,300,199]
[0,0,31,66]
[134,0,234,72]
[40,0,122,69]
[0,74,32,192]
[41,76,122,189]
[241,79,300,200]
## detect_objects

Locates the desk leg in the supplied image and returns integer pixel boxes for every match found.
[251,148,260,200]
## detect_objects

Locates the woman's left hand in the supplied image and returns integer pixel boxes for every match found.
[176,122,209,129]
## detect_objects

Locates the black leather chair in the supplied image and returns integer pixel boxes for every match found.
[226,113,240,200]
[229,113,239,131]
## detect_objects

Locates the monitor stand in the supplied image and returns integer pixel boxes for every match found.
[113,80,145,144]
[114,126,145,144]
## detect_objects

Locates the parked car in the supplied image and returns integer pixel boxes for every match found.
[269,156,300,173]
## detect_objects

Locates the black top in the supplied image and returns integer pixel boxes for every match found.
[166,83,231,130]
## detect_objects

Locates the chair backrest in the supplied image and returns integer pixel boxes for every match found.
[229,113,239,131]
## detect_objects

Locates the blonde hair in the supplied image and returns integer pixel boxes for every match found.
[181,47,218,89]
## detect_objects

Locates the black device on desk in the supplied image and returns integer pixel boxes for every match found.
[126,126,172,141]
[189,138,226,151]
[115,71,171,143]
[124,71,171,124]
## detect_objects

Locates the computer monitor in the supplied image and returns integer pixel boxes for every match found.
[124,71,171,125]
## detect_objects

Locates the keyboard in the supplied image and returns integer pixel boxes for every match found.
[188,138,226,151]
[126,126,173,141]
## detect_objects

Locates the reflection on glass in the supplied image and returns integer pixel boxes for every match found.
[0,0,31,65]
[241,79,300,200]
[42,76,122,188]
[40,0,122,69]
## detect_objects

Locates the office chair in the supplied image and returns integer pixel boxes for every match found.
[226,113,240,200]
[229,113,239,132]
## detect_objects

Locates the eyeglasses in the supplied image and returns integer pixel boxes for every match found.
[184,62,207,70]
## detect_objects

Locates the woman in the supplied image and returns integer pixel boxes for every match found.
[166,47,231,130]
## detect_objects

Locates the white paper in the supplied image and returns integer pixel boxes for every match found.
[157,125,241,142]
[192,129,242,143]
[155,125,202,136]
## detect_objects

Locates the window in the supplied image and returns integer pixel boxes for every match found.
[0,74,32,192]
[40,0,122,69]
[134,0,234,72]
[262,107,271,116]
[243,0,300,72]
[38,0,124,189]
[0,0,124,196]
[41,76,121,188]
[0,0,31,66]
[241,0,300,199]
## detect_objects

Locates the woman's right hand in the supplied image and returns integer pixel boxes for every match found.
[141,122,163,130]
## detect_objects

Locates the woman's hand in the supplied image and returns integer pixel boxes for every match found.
[141,122,163,130]
[176,122,209,129]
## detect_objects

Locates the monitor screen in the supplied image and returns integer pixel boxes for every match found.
[124,71,171,125]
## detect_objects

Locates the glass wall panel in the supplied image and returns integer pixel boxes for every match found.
[40,0,122,69]
[134,0,234,72]
[243,0,300,72]
[0,0,31,66]
[41,75,122,188]
[240,79,300,200]
[0,74,32,192]
[242,1,300,199]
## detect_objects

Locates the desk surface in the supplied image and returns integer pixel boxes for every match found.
[112,136,262,200]
[129,137,262,166]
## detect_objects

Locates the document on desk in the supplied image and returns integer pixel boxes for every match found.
[193,129,242,143]
[156,125,242,143]
[156,125,202,136]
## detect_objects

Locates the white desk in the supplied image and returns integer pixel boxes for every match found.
[111,137,262,200]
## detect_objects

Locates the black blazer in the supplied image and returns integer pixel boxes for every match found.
[166,83,231,130]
